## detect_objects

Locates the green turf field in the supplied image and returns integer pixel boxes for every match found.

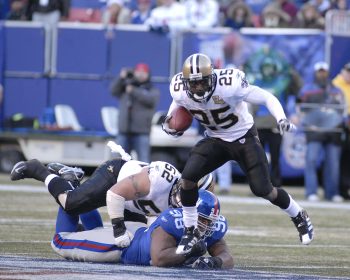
[0,175,350,278]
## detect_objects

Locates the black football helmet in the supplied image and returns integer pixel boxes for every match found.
[182,53,216,102]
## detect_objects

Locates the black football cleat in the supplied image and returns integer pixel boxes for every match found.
[176,226,201,255]
[47,162,84,188]
[10,159,50,182]
[292,209,314,245]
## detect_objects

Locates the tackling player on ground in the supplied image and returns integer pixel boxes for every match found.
[162,53,314,255]
[51,189,234,269]
[10,143,214,248]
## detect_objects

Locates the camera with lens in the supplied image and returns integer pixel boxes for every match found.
[125,69,134,79]
[123,69,138,87]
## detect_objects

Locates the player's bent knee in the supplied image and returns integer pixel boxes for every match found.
[57,193,67,209]
[262,187,278,201]
[47,177,74,199]
[63,198,87,216]
[251,185,274,198]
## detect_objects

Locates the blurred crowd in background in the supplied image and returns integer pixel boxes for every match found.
[1,0,349,31]
[1,0,350,201]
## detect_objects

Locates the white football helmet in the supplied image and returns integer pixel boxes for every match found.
[182,53,216,102]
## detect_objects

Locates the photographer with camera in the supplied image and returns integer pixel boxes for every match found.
[110,63,159,162]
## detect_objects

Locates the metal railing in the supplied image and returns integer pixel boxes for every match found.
[325,10,350,36]
[296,103,346,133]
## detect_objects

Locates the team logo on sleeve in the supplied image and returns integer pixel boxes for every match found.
[212,96,225,104]
[236,71,249,88]
[161,216,168,222]
[240,76,248,88]
[107,165,114,173]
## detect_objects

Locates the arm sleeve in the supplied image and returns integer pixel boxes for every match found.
[110,78,125,98]
[244,85,287,122]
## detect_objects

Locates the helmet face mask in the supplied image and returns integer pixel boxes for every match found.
[169,179,182,208]
[186,76,212,97]
[182,53,216,102]
[197,213,216,238]
[196,189,220,238]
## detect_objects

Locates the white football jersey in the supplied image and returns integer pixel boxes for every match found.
[169,68,287,142]
[170,68,258,142]
[120,160,181,216]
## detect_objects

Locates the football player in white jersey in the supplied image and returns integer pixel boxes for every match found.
[162,53,314,255]
[10,151,214,247]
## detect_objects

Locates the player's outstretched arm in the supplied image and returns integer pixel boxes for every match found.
[245,86,296,135]
[207,238,234,269]
[150,226,186,267]
[106,168,151,247]
[245,86,286,121]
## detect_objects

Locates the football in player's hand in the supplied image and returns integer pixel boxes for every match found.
[168,106,193,132]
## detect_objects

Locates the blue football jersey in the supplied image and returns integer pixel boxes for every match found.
[120,208,228,265]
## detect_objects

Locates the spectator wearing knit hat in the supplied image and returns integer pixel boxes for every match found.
[110,63,160,162]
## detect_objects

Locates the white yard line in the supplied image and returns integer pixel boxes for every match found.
[0,218,54,224]
[247,265,350,269]
[0,240,49,243]
[0,184,46,193]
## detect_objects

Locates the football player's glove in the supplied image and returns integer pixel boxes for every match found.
[188,256,223,270]
[184,239,207,260]
[161,116,184,138]
[112,217,133,248]
[114,230,134,248]
[277,119,296,135]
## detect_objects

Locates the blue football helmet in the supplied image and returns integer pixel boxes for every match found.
[197,189,220,238]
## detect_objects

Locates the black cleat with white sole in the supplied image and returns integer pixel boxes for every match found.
[292,209,314,245]
[176,226,201,255]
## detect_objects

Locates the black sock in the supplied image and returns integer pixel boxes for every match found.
[27,159,50,182]
[180,188,199,207]
[48,177,74,199]
[271,188,290,209]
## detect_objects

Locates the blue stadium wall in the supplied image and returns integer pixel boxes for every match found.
[1,21,349,177]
